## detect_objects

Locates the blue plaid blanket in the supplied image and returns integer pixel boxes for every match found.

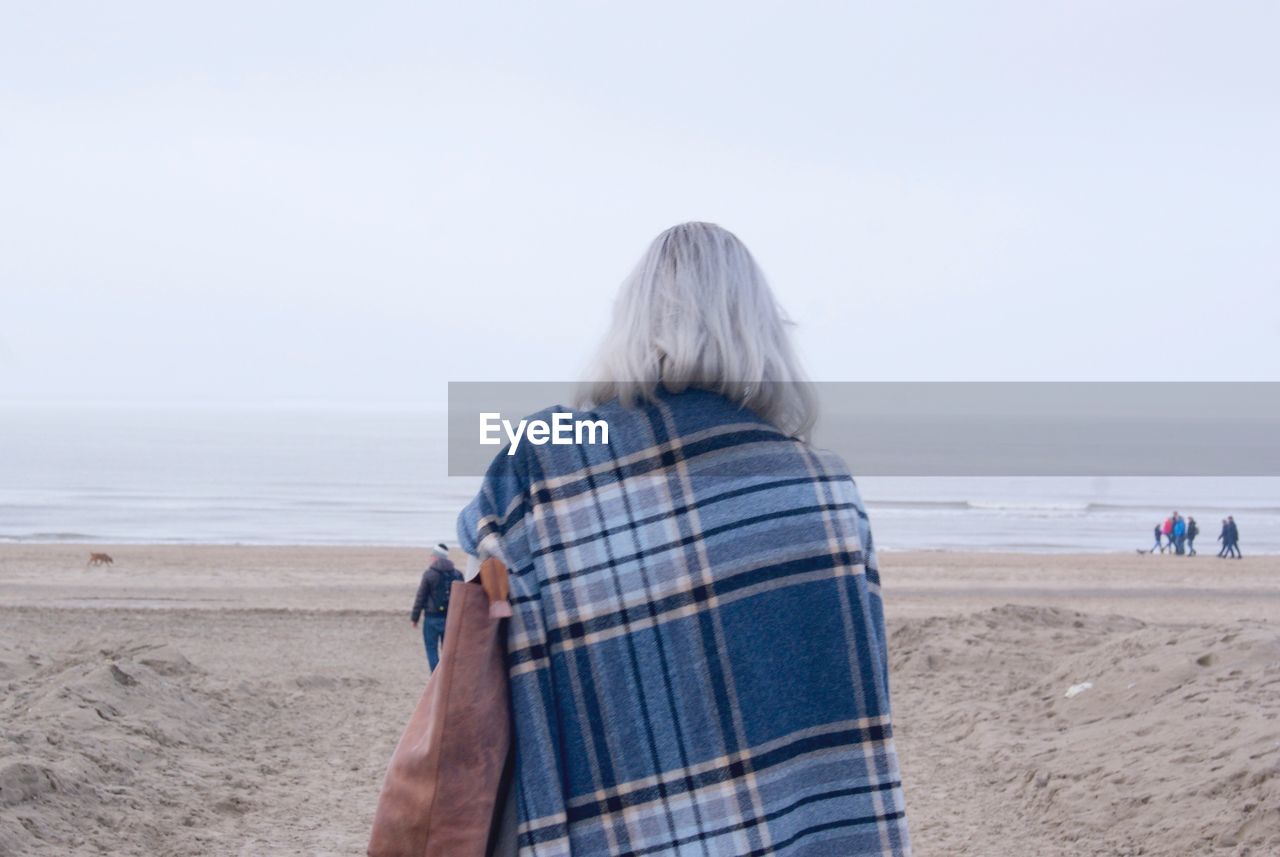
[458,389,910,856]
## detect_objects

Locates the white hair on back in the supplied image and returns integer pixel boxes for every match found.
[579,222,817,438]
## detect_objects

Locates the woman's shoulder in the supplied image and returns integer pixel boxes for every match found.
[803,442,856,479]
[803,442,864,494]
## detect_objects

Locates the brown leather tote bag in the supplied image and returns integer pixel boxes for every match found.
[368,558,514,857]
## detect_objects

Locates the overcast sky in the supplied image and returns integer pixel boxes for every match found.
[2,1,1277,405]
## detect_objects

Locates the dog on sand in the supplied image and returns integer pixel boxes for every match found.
[87,552,114,567]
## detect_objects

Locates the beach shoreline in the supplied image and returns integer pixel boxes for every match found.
[2,545,1277,855]
[2,543,1276,621]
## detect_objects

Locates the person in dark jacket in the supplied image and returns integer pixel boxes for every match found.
[1217,519,1232,558]
[1151,522,1165,554]
[1226,516,1242,558]
[1186,517,1198,556]
[411,543,462,669]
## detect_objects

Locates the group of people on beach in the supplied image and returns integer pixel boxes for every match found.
[1149,513,1242,558]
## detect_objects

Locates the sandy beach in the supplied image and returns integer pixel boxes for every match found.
[1,545,1277,856]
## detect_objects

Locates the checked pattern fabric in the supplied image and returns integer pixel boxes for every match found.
[458,388,910,857]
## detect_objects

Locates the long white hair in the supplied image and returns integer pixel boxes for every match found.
[579,222,817,438]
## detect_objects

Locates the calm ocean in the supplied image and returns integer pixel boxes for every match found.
[2,403,1276,553]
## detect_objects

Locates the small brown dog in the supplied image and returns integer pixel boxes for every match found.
[87,552,114,567]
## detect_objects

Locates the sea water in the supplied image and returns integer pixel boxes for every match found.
[2,403,1275,553]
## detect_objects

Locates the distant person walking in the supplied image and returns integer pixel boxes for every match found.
[1217,519,1232,558]
[1172,512,1186,555]
[410,543,463,669]
[1161,516,1174,553]
[1186,517,1199,556]
[1151,522,1164,553]
[1225,516,1242,558]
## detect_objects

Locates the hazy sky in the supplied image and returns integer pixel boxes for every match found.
[3,2,1277,404]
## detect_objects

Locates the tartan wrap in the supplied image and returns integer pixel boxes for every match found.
[458,389,910,857]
